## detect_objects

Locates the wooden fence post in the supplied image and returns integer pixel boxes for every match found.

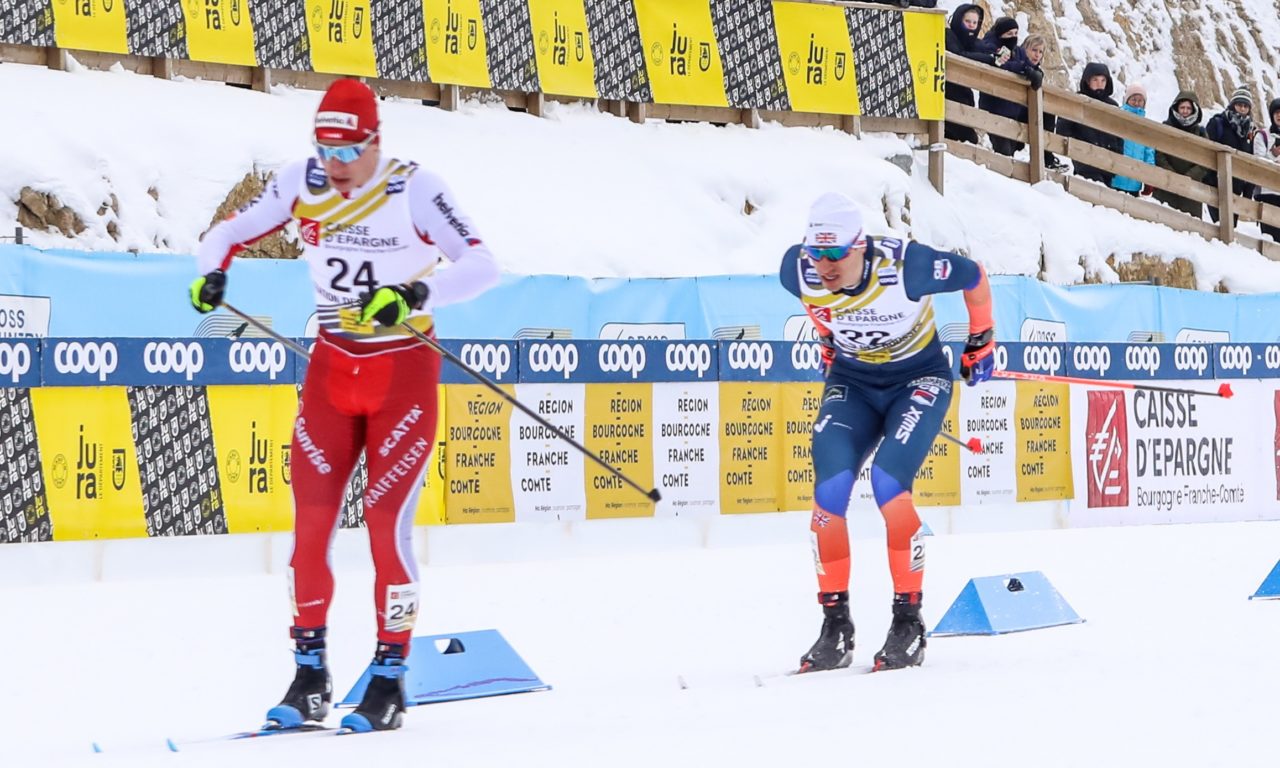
[1027,84,1045,183]
[1217,150,1234,242]
[927,120,944,194]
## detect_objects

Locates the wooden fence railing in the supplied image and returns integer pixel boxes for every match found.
[947,56,1280,261]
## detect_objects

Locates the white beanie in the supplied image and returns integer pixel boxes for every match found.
[805,192,865,248]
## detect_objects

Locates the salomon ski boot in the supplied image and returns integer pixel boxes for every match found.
[265,628,332,728]
[798,592,855,672]
[873,593,926,671]
[340,643,408,733]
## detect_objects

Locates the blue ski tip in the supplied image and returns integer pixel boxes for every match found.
[166,738,179,752]
[91,742,102,753]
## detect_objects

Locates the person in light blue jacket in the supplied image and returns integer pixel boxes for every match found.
[1112,83,1156,195]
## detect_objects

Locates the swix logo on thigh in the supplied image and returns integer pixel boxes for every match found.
[598,343,647,379]
[143,341,205,381]
[528,343,579,380]
[1085,390,1128,508]
[895,406,924,444]
[0,343,32,384]
[229,341,288,380]
[726,342,774,376]
[53,341,118,382]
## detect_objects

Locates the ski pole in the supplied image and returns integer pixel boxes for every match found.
[222,302,313,359]
[938,431,983,454]
[396,322,663,504]
[991,369,1234,398]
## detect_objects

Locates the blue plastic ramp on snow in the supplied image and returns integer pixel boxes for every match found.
[1249,561,1280,600]
[928,571,1084,636]
[340,629,550,707]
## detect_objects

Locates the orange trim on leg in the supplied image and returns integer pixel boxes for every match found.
[881,492,924,594]
[810,506,850,596]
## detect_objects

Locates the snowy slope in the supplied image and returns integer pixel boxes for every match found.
[1,517,1278,767]
[6,60,1280,292]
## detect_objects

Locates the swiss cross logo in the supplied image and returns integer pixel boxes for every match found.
[389,590,401,600]
[813,231,838,245]
[1086,390,1128,508]
[811,306,831,323]
[933,259,952,280]
[299,218,321,246]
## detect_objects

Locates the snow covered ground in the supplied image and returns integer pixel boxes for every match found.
[2,515,1278,767]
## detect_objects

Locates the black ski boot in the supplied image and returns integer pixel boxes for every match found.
[265,627,332,728]
[340,642,408,733]
[873,592,926,671]
[798,592,855,672]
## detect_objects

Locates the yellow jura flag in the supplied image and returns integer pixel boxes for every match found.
[772,1,860,115]
[53,0,128,55]
[902,9,946,120]
[181,0,258,67]
[306,0,378,76]
[528,0,596,98]
[422,0,492,88]
[633,0,728,107]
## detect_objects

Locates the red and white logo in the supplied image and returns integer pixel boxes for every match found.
[299,218,321,246]
[933,259,952,280]
[813,231,839,245]
[810,306,832,323]
[1086,390,1128,508]
[315,111,359,130]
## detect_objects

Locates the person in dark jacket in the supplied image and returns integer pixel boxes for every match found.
[1056,62,1124,185]
[1205,87,1258,225]
[1256,97,1280,240]
[1153,90,1209,220]
[979,31,1049,157]
[944,4,995,144]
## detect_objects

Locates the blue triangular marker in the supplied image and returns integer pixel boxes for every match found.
[341,629,550,707]
[1249,561,1280,600]
[918,521,935,537]
[929,571,1084,636]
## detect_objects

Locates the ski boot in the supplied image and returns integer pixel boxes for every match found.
[798,592,855,673]
[873,592,926,671]
[340,642,409,733]
[265,627,332,729]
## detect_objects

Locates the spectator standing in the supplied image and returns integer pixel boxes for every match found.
[1153,91,1209,219]
[980,33,1049,158]
[1205,87,1258,225]
[1056,63,1123,185]
[1111,83,1155,196]
[1255,98,1280,241]
[944,4,996,144]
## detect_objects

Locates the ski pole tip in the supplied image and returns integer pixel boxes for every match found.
[1218,382,1234,398]
[91,742,102,754]
[166,738,179,752]
[966,437,983,454]
[648,488,662,503]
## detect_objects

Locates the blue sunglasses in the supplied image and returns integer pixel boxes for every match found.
[314,133,377,163]
[803,244,854,262]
